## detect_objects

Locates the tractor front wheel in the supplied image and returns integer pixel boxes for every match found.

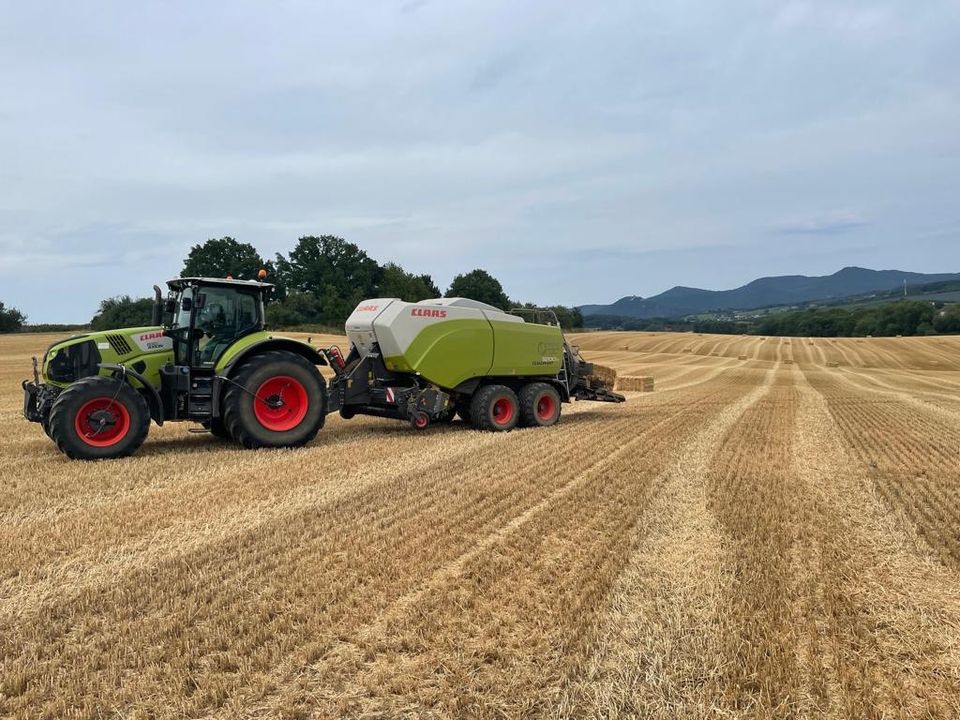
[48,376,151,460]
[222,351,327,449]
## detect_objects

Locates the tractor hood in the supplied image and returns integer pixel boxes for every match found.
[42,326,174,388]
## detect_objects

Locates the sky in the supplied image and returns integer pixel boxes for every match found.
[1,1,958,322]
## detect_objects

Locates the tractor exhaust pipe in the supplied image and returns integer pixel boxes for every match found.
[151,285,163,326]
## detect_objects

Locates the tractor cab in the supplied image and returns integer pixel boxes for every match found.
[162,277,270,369]
[156,277,272,422]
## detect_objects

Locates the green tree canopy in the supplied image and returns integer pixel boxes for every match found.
[752,300,938,338]
[90,296,154,331]
[0,301,26,332]
[275,235,382,325]
[934,304,960,334]
[182,237,274,284]
[378,263,440,302]
[265,292,325,328]
[515,302,584,330]
[445,269,511,310]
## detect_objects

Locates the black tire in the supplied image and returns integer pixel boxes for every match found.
[222,351,327,449]
[339,407,356,420]
[48,376,151,460]
[470,384,519,432]
[204,418,231,440]
[518,383,562,428]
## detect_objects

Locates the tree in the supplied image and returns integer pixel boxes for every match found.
[182,237,276,286]
[935,305,960,334]
[0,301,26,332]
[275,235,383,326]
[90,296,155,331]
[515,302,584,330]
[549,305,584,330]
[265,291,325,328]
[445,269,511,310]
[377,263,440,302]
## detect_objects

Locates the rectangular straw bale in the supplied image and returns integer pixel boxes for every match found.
[616,375,655,392]
[588,363,617,387]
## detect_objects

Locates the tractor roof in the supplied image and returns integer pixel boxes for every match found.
[166,277,275,291]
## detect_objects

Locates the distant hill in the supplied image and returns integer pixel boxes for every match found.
[579,267,960,319]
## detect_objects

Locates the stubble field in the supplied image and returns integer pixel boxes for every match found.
[1,331,959,719]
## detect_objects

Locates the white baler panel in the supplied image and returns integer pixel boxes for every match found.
[345,299,397,357]
[419,297,523,322]
[372,300,489,359]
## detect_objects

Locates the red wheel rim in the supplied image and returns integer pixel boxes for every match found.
[75,397,131,447]
[492,396,514,425]
[536,393,557,422]
[414,413,429,429]
[253,375,309,431]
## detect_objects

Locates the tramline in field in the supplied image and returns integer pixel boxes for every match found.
[22,273,624,459]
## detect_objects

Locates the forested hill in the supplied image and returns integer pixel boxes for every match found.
[580,267,960,319]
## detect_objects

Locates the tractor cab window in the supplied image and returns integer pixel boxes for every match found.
[173,287,194,329]
[194,287,259,367]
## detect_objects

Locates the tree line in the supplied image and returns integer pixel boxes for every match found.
[751,300,960,337]
[1,235,584,332]
[588,300,960,337]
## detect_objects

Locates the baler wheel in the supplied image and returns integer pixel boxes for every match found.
[411,411,430,430]
[48,376,150,460]
[222,351,327,449]
[518,383,561,428]
[470,385,519,432]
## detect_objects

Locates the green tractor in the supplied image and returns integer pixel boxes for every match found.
[23,277,624,460]
[23,276,329,460]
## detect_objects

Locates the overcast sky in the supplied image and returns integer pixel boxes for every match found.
[1,1,958,322]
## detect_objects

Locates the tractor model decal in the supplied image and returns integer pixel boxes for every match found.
[133,331,173,352]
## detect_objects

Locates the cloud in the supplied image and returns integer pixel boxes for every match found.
[775,212,871,236]
[0,1,958,321]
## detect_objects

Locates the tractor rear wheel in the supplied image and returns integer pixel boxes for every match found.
[470,384,519,432]
[222,351,327,449]
[518,383,561,428]
[48,376,151,460]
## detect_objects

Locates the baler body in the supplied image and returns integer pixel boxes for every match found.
[344,297,564,390]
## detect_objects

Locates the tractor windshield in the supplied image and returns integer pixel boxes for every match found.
[194,286,260,367]
[168,283,262,368]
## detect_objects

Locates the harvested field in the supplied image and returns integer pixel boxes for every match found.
[2,331,960,718]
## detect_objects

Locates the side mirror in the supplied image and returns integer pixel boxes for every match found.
[164,299,176,314]
[181,297,193,312]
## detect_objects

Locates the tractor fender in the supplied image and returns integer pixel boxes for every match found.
[218,338,327,378]
[98,363,165,426]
